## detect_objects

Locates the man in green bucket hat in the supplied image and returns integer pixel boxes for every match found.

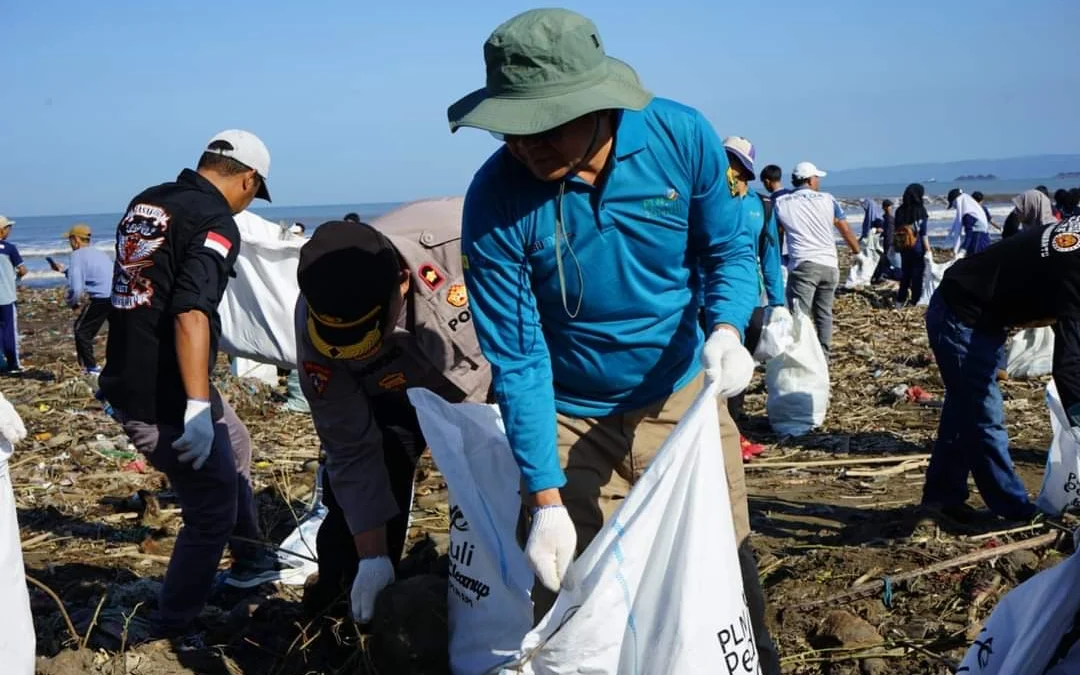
[448,8,780,672]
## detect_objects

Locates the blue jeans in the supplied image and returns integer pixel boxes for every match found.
[923,292,1035,519]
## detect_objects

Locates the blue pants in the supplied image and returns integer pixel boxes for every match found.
[0,303,18,370]
[923,292,1035,519]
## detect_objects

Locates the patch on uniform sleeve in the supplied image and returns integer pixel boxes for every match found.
[203,231,233,258]
[1052,231,1080,253]
[446,283,468,308]
[302,361,332,396]
[417,263,445,291]
[378,372,407,391]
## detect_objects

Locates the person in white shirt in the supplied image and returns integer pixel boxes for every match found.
[773,162,860,355]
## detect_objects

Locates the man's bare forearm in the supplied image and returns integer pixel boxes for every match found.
[836,220,860,253]
[174,310,211,401]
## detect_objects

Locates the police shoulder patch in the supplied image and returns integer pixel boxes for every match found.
[417,263,446,291]
[302,361,332,396]
[1052,231,1080,254]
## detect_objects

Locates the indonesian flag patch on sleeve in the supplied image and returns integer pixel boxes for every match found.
[203,231,232,258]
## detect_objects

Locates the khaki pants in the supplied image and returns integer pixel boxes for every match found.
[532,372,780,674]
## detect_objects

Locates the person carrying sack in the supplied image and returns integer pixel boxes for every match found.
[446,9,780,672]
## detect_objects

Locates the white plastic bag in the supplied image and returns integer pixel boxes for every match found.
[274,468,327,586]
[0,394,34,674]
[766,311,830,437]
[956,531,1080,674]
[219,210,305,369]
[500,381,760,675]
[1035,381,1080,515]
[844,231,883,289]
[407,389,534,675]
[1006,327,1055,379]
[918,255,956,306]
[753,307,794,363]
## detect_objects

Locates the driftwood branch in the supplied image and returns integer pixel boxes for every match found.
[793,532,1060,610]
[745,454,931,470]
[26,573,80,645]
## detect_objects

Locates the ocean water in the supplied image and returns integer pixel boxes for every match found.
[9,176,1076,288]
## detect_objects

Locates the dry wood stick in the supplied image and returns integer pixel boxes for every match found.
[793,531,1060,610]
[26,573,80,645]
[745,454,931,470]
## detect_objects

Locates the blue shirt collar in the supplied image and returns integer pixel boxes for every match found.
[613,108,647,160]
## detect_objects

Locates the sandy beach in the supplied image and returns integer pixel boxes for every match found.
[9,253,1070,675]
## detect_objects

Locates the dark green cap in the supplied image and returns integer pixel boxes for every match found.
[447,8,653,135]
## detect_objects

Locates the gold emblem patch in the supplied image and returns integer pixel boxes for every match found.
[446,283,468,308]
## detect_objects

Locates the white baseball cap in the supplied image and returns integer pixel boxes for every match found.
[722,136,756,179]
[792,161,827,180]
[205,129,272,202]
[0,216,14,229]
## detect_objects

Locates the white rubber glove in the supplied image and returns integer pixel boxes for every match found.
[702,328,756,399]
[525,505,577,593]
[0,393,27,446]
[172,399,214,470]
[351,555,395,623]
[753,306,794,363]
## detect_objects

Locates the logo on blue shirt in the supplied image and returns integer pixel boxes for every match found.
[643,188,682,217]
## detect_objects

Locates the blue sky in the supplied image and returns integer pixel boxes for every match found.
[2,0,1078,216]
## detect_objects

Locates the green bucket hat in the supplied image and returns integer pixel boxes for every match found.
[447,8,653,136]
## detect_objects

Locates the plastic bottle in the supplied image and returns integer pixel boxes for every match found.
[94,389,117,420]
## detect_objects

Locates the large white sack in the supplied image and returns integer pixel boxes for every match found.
[500,381,760,675]
[407,389,534,675]
[219,210,305,369]
[0,395,34,674]
[753,307,794,364]
[1006,327,1055,379]
[844,230,883,289]
[766,311,830,437]
[1035,381,1080,515]
[956,530,1080,674]
[230,357,279,386]
[918,254,956,306]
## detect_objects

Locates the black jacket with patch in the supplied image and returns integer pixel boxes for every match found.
[940,216,1080,415]
[99,169,241,426]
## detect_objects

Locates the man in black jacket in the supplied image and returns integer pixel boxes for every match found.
[100,129,275,638]
[923,215,1080,521]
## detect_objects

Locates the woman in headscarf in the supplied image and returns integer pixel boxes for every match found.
[860,198,884,241]
[1008,189,1059,234]
[947,188,991,257]
[893,184,931,306]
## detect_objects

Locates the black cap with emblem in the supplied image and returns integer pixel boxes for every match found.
[298,221,401,360]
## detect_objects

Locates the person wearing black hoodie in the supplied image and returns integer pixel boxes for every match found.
[892,184,931,306]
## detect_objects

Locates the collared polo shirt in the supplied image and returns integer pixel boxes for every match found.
[774,185,846,270]
[462,97,756,492]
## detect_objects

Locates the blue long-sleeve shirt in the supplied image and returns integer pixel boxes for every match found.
[756,193,785,307]
[65,246,113,307]
[695,192,785,313]
[462,98,757,493]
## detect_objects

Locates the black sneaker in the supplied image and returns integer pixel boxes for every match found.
[221,551,291,588]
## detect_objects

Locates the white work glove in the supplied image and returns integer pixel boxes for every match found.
[172,399,214,470]
[0,393,27,446]
[753,306,794,363]
[351,555,395,623]
[702,328,756,399]
[525,505,577,593]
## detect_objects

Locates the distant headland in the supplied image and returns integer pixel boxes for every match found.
[954,174,998,181]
